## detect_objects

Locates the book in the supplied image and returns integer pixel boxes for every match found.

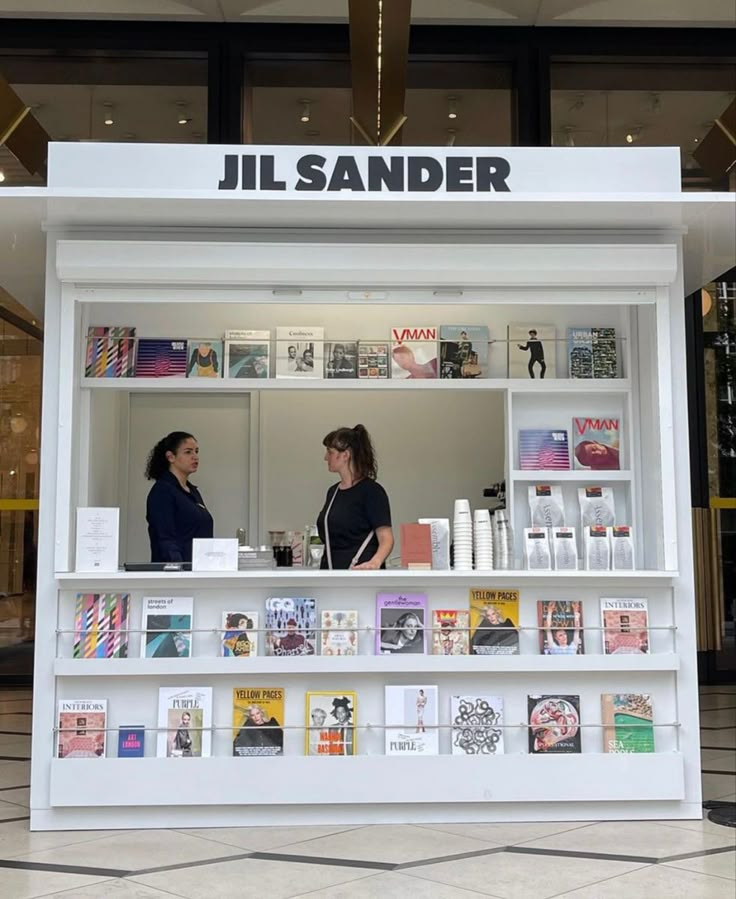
[140,596,193,659]
[508,323,556,379]
[528,485,566,528]
[186,339,222,378]
[134,339,188,377]
[117,726,145,758]
[225,331,270,378]
[400,523,433,569]
[601,598,649,654]
[232,687,284,757]
[305,691,357,756]
[451,695,504,755]
[265,597,316,656]
[432,610,470,655]
[578,486,616,528]
[275,326,324,378]
[551,527,578,571]
[439,325,489,379]
[221,611,259,657]
[469,588,519,655]
[528,695,581,753]
[538,600,584,655]
[73,592,130,658]
[568,327,593,379]
[376,593,427,654]
[157,686,213,758]
[321,610,358,655]
[572,417,621,470]
[57,700,107,759]
[85,326,136,378]
[602,694,654,753]
[524,527,552,571]
[324,341,358,379]
[357,341,389,379]
[519,429,570,470]
[592,327,617,378]
[610,525,635,570]
[584,524,611,570]
[385,685,439,755]
[390,326,438,379]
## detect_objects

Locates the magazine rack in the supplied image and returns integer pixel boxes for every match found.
[15,142,735,830]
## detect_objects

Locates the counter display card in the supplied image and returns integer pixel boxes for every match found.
[551,527,578,571]
[568,327,594,379]
[579,486,616,528]
[57,700,107,759]
[469,588,519,655]
[611,525,635,570]
[528,485,566,528]
[528,695,581,754]
[601,598,649,654]
[232,687,284,757]
[376,593,427,654]
[85,326,136,378]
[75,506,119,573]
[305,691,357,756]
[357,341,389,379]
[451,695,504,755]
[186,339,222,378]
[192,538,238,571]
[225,331,270,378]
[592,327,618,378]
[117,726,145,758]
[275,327,324,378]
[573,417,621,470]
[134,339,187,377]
[602,694,654,753]
[432,610,470,655]
[265,597,316,656]
[584,524,611,571]
[508,323,556,379]
[221,611,259,657]
[324,341,358,379]
[439,325,489,379]
[519,429,570,470]
[73,592,130,658]
[321,610,358,655]
[390,326,438,379]
[141,596,193,659]
[157,686,213,758]
[538,600,584,655]
[385,685,439,756]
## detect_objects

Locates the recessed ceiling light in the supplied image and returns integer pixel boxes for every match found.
[626,133,634,143]
[299,99,311,123]
[178,116,191,125]
[102,101,114,126]
[447,96,458,120]
[0,171,5,183]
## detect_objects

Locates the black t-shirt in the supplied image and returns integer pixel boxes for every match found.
[317,479,392,569]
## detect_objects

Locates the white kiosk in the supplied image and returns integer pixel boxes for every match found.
[1,143,733,831]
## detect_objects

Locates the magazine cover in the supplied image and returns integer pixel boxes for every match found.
[221,611,259,657]
[528,485,566,528]
[321,610,358,655]
[117,726,145,758]
[85,326,136,378]
[508,323,556,379]
[140,596,193,659]
[275,326,324,378]
[305,691,357,756]
[451,695,504,755]
[469,588,519,655]
[186,339,222,378]
[432,610,470,655]
[573,417,621,470]
[601,598,649,654]
[57,700,107,759]
[324,342,358,379]
[265,597,316,656]
[528,695,581,754]
[134,339,188,377]
[357,341,389,379]
[439,325,489,379]
[602,693,654,753]
[390,326,438,379]
[385,685,439,755]
[568,327,593,379]
[225,332,270,378]
[73,592,130,658]
[592,327,618,378]
[519,429,570,470]
[376,593,427,654]
[578,486,616,528]
[232,687,284,757]
[537,600,584,655]
[157,686,213,758]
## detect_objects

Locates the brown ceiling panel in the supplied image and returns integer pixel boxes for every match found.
[693,98,736,182]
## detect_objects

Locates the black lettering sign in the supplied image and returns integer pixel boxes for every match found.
[367,156,404,192]
[446,157,474,192]
[476,157,511,192]
[295,154,327,191]
[218,154,239,190]
[407,157,444,192]
[260,155,286,191]
[327,156,366,191]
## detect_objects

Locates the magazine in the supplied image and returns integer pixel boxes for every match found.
[376,593,427,654]
[134,339,188,377]
[321,610,358,656]
[157,686,213,758]
[584,525,611,571]
[568,327,593,379]
[601,598,649,654]
[305,691,357,756]
[578,486,616,528]
[232,687,284,757]
[451,695,504,755]
[57,700,107,759]
[140,596,193,658]
[357,341,389,379]
[265,597,316,656]
[572,417,620,470]
[537,600,584,655]
[390,326,438,379]
[186,339,222,378]
[73,592,130,658]
[519,429,570,470]
[224,331,270,378]
[528,694,581,753]
[469,588,519,655]
[432,610,470,655]
[221,611,259,657]
[275,327,324,378]
[610,525,635,570]
[592,327,617,378]
[551,527,578,571]
[117,726,145,758]
[524,528,552,571]
[508,323,556,379]
[602,693,654,753]
[385,685,439,755]
[439,325,489,379]
[324,341,358,379]
[85,326,136,378]
[528,485,566,528]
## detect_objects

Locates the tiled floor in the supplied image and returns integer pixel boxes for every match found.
[0,687,733,898]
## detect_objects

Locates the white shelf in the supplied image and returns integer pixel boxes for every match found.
[511,470,633,482]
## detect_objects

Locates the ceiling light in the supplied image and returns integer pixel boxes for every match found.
[626,133,634,143]
[0,171,5,183]
[102,101,114,126]
[178,116,191,125]
[299,99,311,123]
[447,97,458,120]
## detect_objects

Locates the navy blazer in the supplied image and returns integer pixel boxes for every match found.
[146,471,214,563]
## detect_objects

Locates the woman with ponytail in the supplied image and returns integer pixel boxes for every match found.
[317,424,393,570]
[145,431,214,563]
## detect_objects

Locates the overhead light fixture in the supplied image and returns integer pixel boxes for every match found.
[178,116,191,125]
[561,125,576,147]
[0,170,5,183]
[299,99,311,123]
[446,128,457,147]
[447,97,458,120]
[175,100,190,125]
[102,101,114,126]
[625,127,641,144]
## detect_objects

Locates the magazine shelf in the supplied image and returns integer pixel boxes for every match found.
[510,470,632,483]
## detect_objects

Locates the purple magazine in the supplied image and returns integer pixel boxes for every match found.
[376,593,428,655]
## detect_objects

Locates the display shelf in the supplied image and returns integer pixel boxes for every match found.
[510,470,632,482]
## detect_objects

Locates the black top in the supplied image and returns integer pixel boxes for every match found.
[317,478,392,569]
[520,339,545,362]
[146,470,214,563]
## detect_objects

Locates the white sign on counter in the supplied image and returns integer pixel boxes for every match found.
[75,507,119,572]
[192,538,239,571]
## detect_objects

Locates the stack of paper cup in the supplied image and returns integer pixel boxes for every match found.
[473,508,494,569]
[493,509,513,570]
[453,499,473,570]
